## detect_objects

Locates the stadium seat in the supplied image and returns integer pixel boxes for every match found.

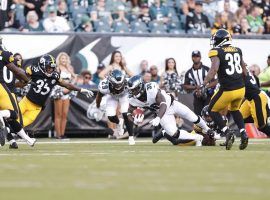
[130,20,148,33]
[95,20,112,32]
[112,21,130,33]
[149,21,168,34]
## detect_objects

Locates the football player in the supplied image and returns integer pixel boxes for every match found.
[0,36,36,147]
[202,29,248,150]
[240,71,270,135]
[18,54,93,129]
[96,69,135,145]
[126,75,215,147]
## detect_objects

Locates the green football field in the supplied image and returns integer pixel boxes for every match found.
[0,138,270,200]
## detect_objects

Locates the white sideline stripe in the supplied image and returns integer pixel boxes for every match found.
[13,138,270,145]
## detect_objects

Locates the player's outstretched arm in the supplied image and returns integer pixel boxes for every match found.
[6,62,29,83]
[150,90,167,127]
[203,56,220,86]
[59,80,94,98]
[260,80,270,87]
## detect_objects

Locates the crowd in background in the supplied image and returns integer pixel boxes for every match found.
[1,0,270,34]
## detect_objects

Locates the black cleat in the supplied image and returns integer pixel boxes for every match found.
[152,131,164,144]
[9,142,18,149]
[239,133,248,150]
[225,130,234,150]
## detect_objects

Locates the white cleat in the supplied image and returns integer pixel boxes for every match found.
[116,118,124,136]
[26,138,37,147]
[195,135,204,147]
[128,136,135,145]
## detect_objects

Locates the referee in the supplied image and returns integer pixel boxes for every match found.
[183,50,217,115]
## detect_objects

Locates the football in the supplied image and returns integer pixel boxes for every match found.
[132,108,144,117]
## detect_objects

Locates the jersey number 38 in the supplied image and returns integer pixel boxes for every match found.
[225,53,242,75]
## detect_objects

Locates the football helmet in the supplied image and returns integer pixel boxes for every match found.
[210,29,232,48]
[38,54,57,77]
[108,69,125,90]
[201,105,214,127]
[127,75,145,98]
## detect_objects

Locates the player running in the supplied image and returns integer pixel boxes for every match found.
[96,69,135,145]
[126,75,215,146]
[202,29,248,150]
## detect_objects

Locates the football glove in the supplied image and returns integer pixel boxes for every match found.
[150,117,161,127]
[80,88,94,98]
[133,114,144,125]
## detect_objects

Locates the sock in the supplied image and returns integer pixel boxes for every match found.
[122,113,133,136]
[194,116,209,132]
[17,129,33,143]
[129,136,134,140]
[230,110,245,130]
[0,110,11,118]
[9,139,16,145]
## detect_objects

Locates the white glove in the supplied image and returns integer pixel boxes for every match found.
[133,114,144,125]
[150,117,161,127]
[80,88,94,98]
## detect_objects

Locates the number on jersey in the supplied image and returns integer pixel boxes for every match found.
[33,80,51,95]
[225,53,242,75]
[3,66,13,83]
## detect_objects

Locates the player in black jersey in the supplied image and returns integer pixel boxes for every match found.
[241,72,270,136]
[1,53,24,149]
[0,36,36,147]
[19,54,93,127]
[202,29,248,150]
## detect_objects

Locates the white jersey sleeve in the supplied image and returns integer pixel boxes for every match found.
[145,82,159,101]
[98,79,110,95]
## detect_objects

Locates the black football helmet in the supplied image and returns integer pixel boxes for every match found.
[201,105,215,127]
[210,29,232,48]
[127,75,145,98]
[38,54,57,77]
[108,69,125,90]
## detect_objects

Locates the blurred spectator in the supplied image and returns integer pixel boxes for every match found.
[240,0,253,11]
[115,5,129,24]
[211,12,232,34]
[143,71,152,83]
[233,17,252,34]
[249,64,261,76]
[149,0,169,23]
[183,50,217,115]
[79,70,97,89]
[186,1,211,33]
[223,0,235,21]
[264,16,270,34]
[138,3,151,25]
[234,7,248,24]
[99,51,133,79]
[258,55,270,92]
[22,0,48,20]
[182,0,196,16]
[43,6,70,32]
[22,10,44,32]
[160,58,182,98]
[217,0,238,13]
[57,0,70,21]
[246,6,264,34]
[4,4,21,30]
[53,52,77,140]
[76,15,93,32]
[139,59,149,75]
[95,0,113,25]
[92,63,105,85]
[260,0,270,18]
[150,65,160,83]
[202,0,219,24]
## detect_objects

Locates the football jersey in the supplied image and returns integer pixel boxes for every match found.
[98,78,128,97]
[0,46,15,87]
[244,72,261,101]
[26,65,61,106]
[208,45,244,90]
[129,82,172,111]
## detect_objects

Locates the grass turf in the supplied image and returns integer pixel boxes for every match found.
[0,138,270,200]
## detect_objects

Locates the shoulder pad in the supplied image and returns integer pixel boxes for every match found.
[208,49,218,58]
[25,66,33,75]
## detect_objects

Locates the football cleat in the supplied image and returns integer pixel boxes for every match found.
[26,138,37,147]
[239,132,249,150]
[9,142,18,149]
[152,130,164,144]
[128,136,135,145]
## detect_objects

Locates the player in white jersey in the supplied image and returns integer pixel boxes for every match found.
[96,69,135,145]
[127,75,215,146]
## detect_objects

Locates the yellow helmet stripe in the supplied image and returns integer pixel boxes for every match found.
[49,54,55,64]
